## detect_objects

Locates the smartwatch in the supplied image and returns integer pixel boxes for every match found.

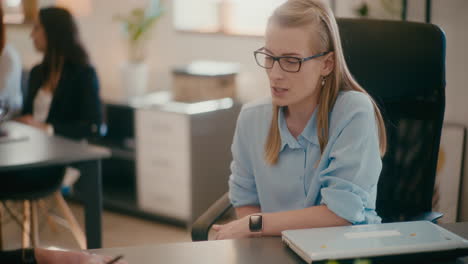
[249,214,263,233]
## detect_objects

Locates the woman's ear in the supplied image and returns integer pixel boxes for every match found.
[321,51,335,76]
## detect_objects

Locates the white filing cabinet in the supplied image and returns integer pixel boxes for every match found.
[135,97,240,223]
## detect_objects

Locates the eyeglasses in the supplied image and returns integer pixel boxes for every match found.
[253,48,330,73]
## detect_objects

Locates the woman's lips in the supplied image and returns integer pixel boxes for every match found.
[271,86,288,96]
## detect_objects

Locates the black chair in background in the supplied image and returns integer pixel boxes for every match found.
[191,18,446,241]
[0,134,106,249]
[0,166,86,249]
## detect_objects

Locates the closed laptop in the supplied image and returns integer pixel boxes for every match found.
[282,221,468,263]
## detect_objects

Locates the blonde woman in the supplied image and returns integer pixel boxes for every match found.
[212,0,387,240]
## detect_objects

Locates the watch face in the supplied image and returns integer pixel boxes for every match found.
[249,214,263,232]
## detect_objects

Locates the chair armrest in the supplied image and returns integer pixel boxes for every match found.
[191,192,232,241]
[408,211,444,223]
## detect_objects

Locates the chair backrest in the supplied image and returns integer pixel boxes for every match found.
[0,166,66,201]
[337,19,446,222]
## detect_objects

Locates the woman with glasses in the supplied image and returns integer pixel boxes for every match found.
[15,7,101,139]
[213,0,387,240]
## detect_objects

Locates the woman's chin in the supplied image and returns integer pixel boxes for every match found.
[271,96,289,107]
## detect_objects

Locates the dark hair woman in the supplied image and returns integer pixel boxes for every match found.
[16,7,102,139]
[0,5,23,115]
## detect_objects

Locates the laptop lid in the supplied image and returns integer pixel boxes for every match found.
[282,221,468,263]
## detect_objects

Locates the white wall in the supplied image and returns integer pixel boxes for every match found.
[430,0,468,221]
[6,0,468,219]
[406,0,468,221]
[6,0,270,102]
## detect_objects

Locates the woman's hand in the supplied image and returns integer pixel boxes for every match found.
[15,115,49,131]
[15,114,34,124]
[212,215,256,240]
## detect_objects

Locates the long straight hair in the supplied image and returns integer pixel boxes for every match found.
[264,0,387,165]
[39,7,89,91]
[0,5,5,54]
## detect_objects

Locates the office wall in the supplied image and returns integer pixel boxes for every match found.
[6,0,468,219]
[405,0,468,221]
[6,0,270,102]
[429,0,468,222]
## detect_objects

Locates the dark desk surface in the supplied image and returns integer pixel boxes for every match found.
[0,122,110,171]
[90,222,468,264]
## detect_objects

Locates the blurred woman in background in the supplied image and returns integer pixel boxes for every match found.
[9,6,102,251]
[16,7,102,139]
[0,5,22,115]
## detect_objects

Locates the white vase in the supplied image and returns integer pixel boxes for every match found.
[121,62,149,99]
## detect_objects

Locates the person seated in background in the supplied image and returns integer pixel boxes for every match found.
[0,5,22,115]
[16,7,102,139]
[0,248,126,264]
[213,0,387,239]
[8,7,102,254]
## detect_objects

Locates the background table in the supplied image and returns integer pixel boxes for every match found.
[0,121,110,248]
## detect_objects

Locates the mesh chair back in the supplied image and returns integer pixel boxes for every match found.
[337,19,446,222]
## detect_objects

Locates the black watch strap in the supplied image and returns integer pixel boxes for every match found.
[249,214,263,232]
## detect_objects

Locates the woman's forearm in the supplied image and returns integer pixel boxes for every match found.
[262,205,350,236]
[235,205,261,219]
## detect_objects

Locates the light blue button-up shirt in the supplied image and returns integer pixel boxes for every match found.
[228,91,382,225]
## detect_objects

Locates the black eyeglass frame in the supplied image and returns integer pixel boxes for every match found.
[253,49,330,73]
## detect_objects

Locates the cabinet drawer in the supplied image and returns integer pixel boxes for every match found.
[137,141,190,183]
[138,167,190,194]
[136,109,189,143]
[137,169,191,221]
[136,108,192,220]
[138,161,190,186]
[137,140,190,164]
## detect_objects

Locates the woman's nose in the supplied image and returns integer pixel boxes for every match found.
[268,60,284,80]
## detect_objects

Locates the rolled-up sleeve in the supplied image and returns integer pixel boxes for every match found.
[319,94,382,225]
[228,109,260,207]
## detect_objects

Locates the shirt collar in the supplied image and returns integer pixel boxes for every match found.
[278,106,319,152]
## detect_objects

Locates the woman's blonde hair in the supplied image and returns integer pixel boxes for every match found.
[264,0,387,165]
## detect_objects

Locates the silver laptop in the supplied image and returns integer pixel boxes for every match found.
[282,221,468,263]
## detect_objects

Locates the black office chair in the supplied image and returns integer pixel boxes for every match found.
[191,18,446,241]
[0,166,87,249]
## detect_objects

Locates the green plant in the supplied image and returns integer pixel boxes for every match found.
[114,0,164,62]
[355,2,369,17]
[354,0,402,19]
